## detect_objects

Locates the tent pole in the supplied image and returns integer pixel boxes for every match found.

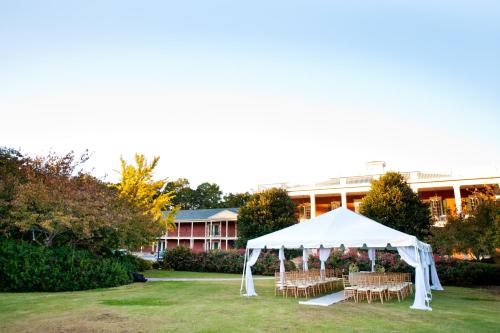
[240,247,248,295]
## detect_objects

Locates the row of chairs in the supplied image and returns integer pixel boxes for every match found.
[343,272,413,304]
[274,269,343,299]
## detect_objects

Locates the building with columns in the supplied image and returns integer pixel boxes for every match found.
[150,208,239,254]
[261,161,500,226]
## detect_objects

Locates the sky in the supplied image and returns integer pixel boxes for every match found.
[1,0,500,193]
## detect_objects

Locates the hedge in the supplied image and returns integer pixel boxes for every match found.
[311,249,499,286]
[308,248,412,274]
[120,253,152,272]
[162,246,499,286]
[435,259,500,286]
[0,240,134,292]
[163,246,295,275]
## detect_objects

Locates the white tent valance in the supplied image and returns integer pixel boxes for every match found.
[240,207,442,311]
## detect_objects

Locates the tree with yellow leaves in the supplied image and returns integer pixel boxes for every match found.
[115,154,177,232]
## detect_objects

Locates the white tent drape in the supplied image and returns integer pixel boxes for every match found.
[368,248,376,272]
[279,247,285,284]
[243,248,261,296]
[429,253,443,290]
[421,250,431,296]
[397,246,431,311]
[302,248,309,271]
[319,247,331,278]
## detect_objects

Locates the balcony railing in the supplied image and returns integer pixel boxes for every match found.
[346,176,373,184]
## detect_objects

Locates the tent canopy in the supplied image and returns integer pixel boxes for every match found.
[247,207,428,250]
[242,207,441,311]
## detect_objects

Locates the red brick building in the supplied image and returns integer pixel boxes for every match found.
[148,208,238,254]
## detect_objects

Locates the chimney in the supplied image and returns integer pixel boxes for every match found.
[366,161,386,175]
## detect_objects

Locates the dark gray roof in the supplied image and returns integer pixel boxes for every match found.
[167,208,238,221]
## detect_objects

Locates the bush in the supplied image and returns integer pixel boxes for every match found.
[308,249,499,286]
[119,253,152,272]
[162,246,295,275]
[0,240,132,292]
[435,258,500,286]
[161,246,500,286]
[307,248,411,274]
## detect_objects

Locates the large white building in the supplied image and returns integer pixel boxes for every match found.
[260,161,500,225]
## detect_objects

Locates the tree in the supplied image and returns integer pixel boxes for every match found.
[236,188,296,247]
[360,172,431,239]
[429,188,500,260]
[115,154,177,231]
[221,192,251,208]
[195,182,222,209]
[0,147,26,238]
[162,179,223,209]
[5,151,164,253]
[163,178,197,210]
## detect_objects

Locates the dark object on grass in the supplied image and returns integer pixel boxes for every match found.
[132,272,148,282]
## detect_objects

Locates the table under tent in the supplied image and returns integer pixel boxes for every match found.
[240,207,443,311]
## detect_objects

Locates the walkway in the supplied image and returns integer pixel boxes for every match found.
[299,291,346,306]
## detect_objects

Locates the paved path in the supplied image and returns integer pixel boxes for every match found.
[146,277,273,282]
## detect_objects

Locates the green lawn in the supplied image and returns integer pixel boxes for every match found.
[1,279,499,333]
[144,270,251,279]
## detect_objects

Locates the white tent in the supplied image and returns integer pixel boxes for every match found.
[240,207,443,311]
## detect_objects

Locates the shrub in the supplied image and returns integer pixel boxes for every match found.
[348,263,359,272]
[435,259,500,286]
[307,249,409,274]
[162,246,295,275]
[0,240,132,292]
[119,253,152,272]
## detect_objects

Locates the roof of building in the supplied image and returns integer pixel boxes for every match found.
[170,208,239,221]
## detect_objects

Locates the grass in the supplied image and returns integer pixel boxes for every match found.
[143,270,250,279]
[0,279,499,333]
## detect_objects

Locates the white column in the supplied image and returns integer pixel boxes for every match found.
[453,184,462,214]
[210,220,213,249]
[341,191,347,208]
[310,192,316,218]
[190,222,194,249]
[205,222,208,251]
[177,222,180,246]
[226,220,228,249]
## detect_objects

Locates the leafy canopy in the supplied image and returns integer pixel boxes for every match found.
[360,172,431,239]
[236,188,296,247]
[430,187,499,260]
[163,178,249,209]
[1,149,165,253]
[115,154,176,231]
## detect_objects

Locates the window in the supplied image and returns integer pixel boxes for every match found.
[353,200,362,213]
[330,201,341,210]
[467,196,481,213]
[429,196,444,218]
[212,224,220,237]
[298,203,311,219]
[212,241,220,250]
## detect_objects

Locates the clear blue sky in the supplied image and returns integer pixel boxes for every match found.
[1,1,499,192]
